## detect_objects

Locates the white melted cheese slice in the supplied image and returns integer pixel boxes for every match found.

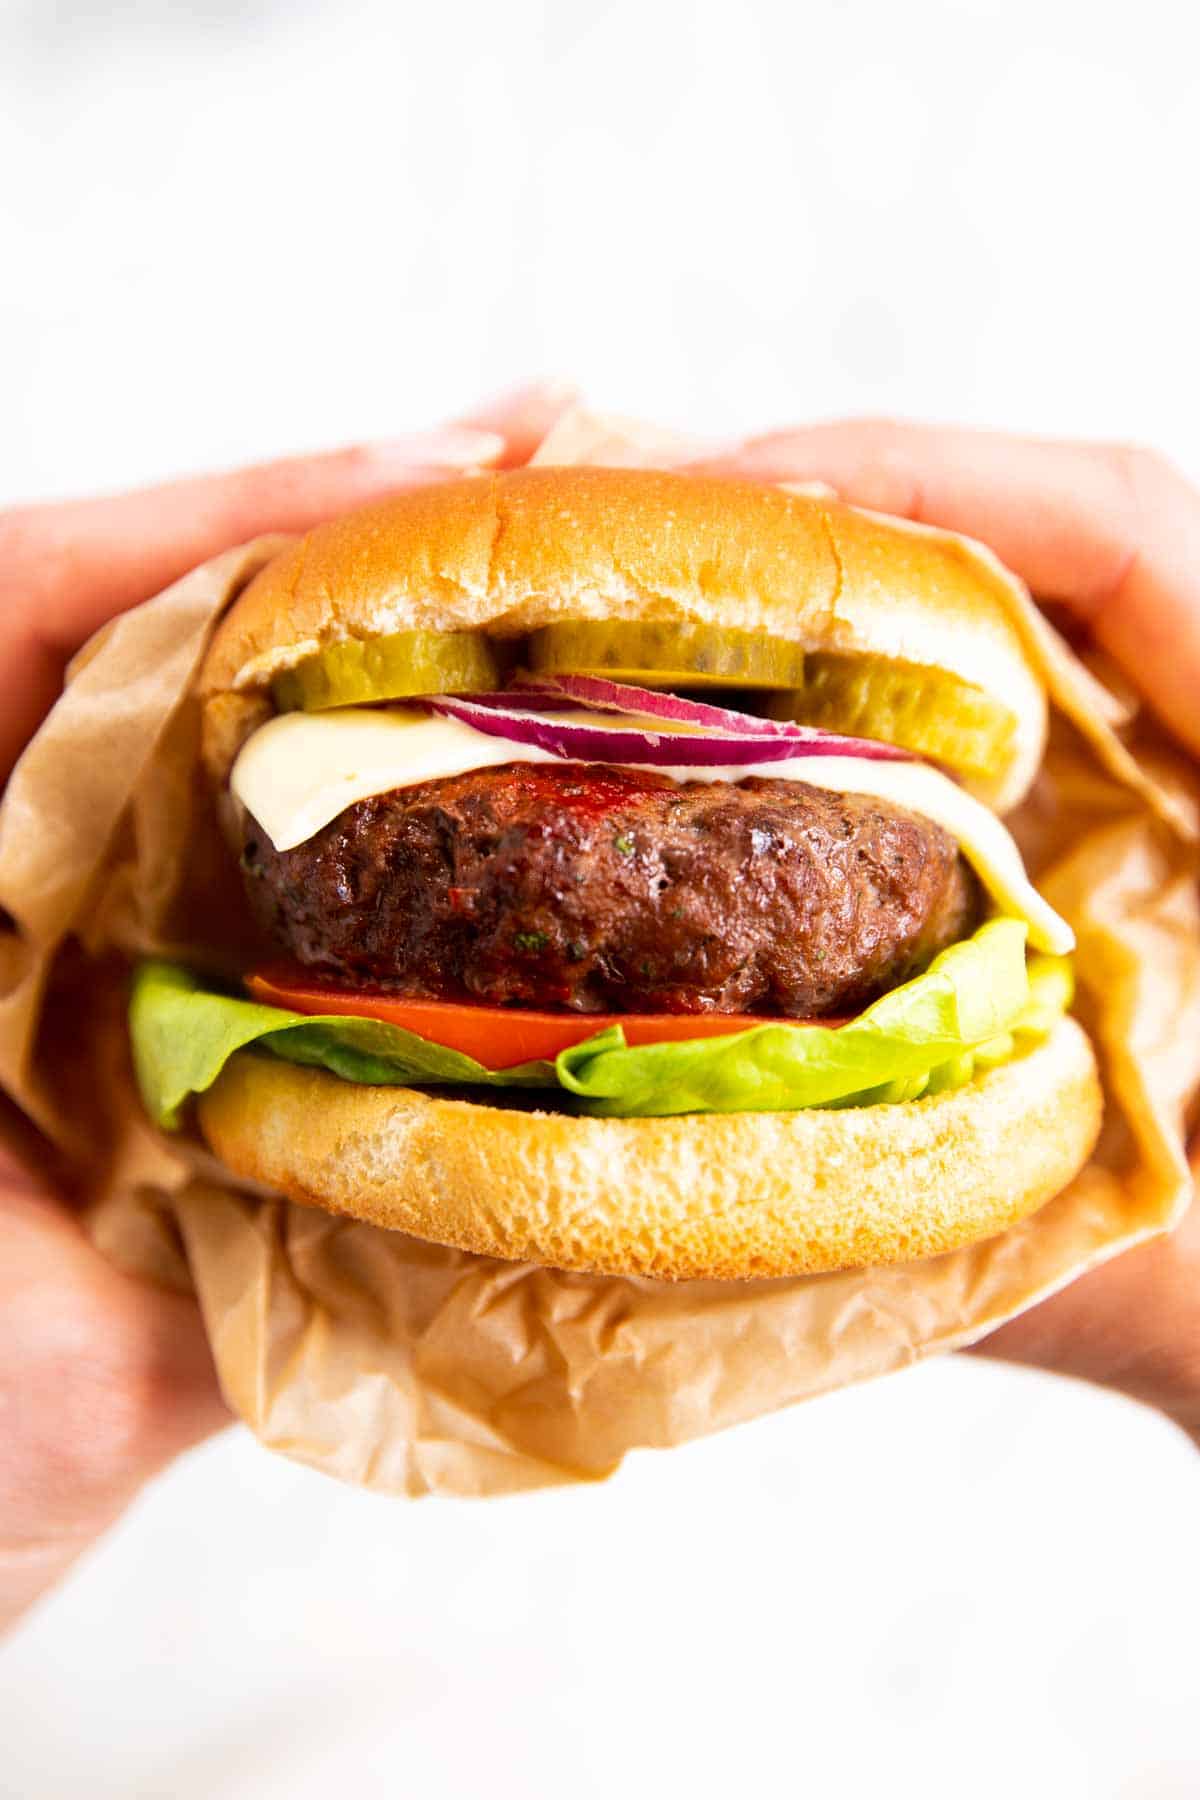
[231,708,1074,954]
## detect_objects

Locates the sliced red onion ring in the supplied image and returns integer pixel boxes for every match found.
[511,672,912,761]
[427,695,911,766]
[512,671,804,738]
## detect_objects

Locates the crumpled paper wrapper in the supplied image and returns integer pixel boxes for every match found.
[1,409,1198,1497]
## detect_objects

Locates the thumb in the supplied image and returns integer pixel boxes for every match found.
[0,423,504,784]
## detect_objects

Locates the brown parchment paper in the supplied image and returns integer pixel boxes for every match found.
[1,410,1198,1498]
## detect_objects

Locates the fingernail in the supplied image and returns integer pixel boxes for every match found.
[672,438,752,471]
[689,437,746,461]
[777,479,839,500]
[369,427,506,468]
[472,376,579,414]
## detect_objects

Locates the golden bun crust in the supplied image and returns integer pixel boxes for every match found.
[200,468,1047,808]
[196,1018,1102,1282]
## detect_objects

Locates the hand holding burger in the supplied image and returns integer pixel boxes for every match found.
[0,384,572,1635]
[2,405,1197,1635]
[701,419,1200,1438]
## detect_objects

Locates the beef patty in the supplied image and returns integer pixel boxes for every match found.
[240,763,982,1017]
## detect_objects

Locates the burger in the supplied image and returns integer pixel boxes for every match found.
[130,467,1103,1280]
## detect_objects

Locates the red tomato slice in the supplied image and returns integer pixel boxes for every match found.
[247,966,832,1070]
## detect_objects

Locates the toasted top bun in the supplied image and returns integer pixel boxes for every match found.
[197,1015,1102,1281]
[200,468,1048,808]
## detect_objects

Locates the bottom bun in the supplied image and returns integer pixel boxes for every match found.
[196,1017,1103,1281]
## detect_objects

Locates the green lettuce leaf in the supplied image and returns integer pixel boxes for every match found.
[130,919,1069,1127]
[555,918,1045,1115]
[129,961,571,1130]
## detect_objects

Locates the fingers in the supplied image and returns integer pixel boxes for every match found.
[1,447,460,789]
[1,427,502,656]
[695,421,1200,757]
[459,378,580,467]
[694,421,1146,602]
[0,396,570,785]
[0,1175,229,1632]
[967,1184,1200,1449]
[0,383,577,691]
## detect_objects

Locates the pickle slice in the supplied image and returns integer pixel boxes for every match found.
[527,621,806,689]
[273,629,503,712]
[767,653,1017,779]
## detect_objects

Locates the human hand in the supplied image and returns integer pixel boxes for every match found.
[0,382,576,1635]
[696,420,1200,1446]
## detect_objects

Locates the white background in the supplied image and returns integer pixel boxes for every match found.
[3,1,1200,1795]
